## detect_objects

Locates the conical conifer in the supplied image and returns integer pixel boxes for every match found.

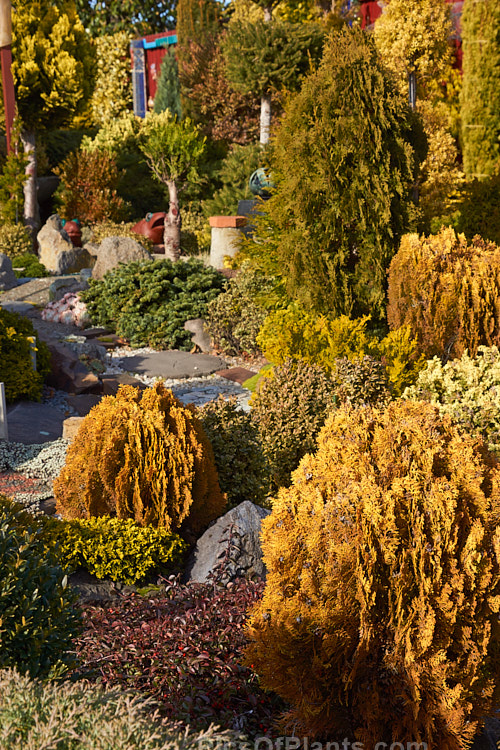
[247,27,424,322]
[153,48,182,119]
[461,0,500,178]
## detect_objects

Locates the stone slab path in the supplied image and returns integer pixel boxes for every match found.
[119,350,228,380]
[5,402,65,444]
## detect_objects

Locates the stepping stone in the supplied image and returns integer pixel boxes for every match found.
[101,373,147,396]
[119,351,228,380]
[0,300,37,316]
[78,327,113,340]
[66,393,103,416]
[5,402,65,444]
[63,416,85,442]
[216,367,256,385]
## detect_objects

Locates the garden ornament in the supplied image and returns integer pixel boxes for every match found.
[249,168,274,198]
[132,212,167,245]
[62,219,82,248]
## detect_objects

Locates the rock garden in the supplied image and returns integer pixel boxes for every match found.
[2,2,500,749]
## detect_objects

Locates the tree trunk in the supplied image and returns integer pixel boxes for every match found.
[260,93,272,146]
[260,5,272,145]
[164,179,181,261]
[20,129,40,237]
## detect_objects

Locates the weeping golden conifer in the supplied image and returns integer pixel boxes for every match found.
[387,227,500,360]
[54,383,225,535]
[245,400,500,748]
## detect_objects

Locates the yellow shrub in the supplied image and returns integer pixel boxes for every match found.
[387,227,500,360]
[246,400,500,747]
[257,303,423,395]
[41,516,186,584]
[54,383,225,535]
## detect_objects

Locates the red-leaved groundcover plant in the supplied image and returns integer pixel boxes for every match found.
[73,577,285,738]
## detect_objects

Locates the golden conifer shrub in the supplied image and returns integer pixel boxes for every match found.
[54,383,225,535]
[245,400,500,748]
[387,227,500,360]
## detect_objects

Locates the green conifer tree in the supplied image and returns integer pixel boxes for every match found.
[461,0,500,179]
[247,27,424,322]
[153,48,182,120]
[223,19,324,144]
[176,0,221,120]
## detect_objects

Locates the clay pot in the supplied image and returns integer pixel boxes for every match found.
[64,220,82,248]
[131,212,167,245]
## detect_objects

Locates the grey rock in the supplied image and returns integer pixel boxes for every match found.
[49,276,89,302]
[79,267,93,281]
[62,335,107,365]
[184,318,212,353]
[0,253,18,291]
[83,242,100,258]
[92,236,152,280]
[45,340,102,395]
[0,300,34,315]
[38,215,94,274]
[184,500,271,585]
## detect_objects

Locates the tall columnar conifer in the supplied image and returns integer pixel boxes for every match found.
[250,27,424,322]
[461,0,500,179]
[176,0,220,120]
[153,48,182,120]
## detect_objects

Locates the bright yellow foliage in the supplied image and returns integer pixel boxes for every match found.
[257,304,424,395]
[246,400,500,747]
[374,0,452,87]
[90,32,133,126]
[54,383,225,535]
[12,0,95,131]
[387,227,500,360]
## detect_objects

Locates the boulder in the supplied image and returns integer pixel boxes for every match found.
[49,276,89,302]
[62,416,85,442]
[45,341,103,395]
[38,215,94,274]
[184,318,212,353]
[184,500,271,585]
[0,254,18,291]
[91,236,152,280]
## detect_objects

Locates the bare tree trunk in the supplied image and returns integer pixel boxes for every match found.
[260,93,272,146]
[20,129,40,237]
[260,5,273,145]
[21,130,39,234]
[164,179,181,261]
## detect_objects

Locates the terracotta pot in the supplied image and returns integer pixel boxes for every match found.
[64,220,82,248]
[132,212,167,245]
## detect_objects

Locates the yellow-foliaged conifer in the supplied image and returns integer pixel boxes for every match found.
[245,400,500,748]
[387,227,500,360]
[54,383,225,534]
